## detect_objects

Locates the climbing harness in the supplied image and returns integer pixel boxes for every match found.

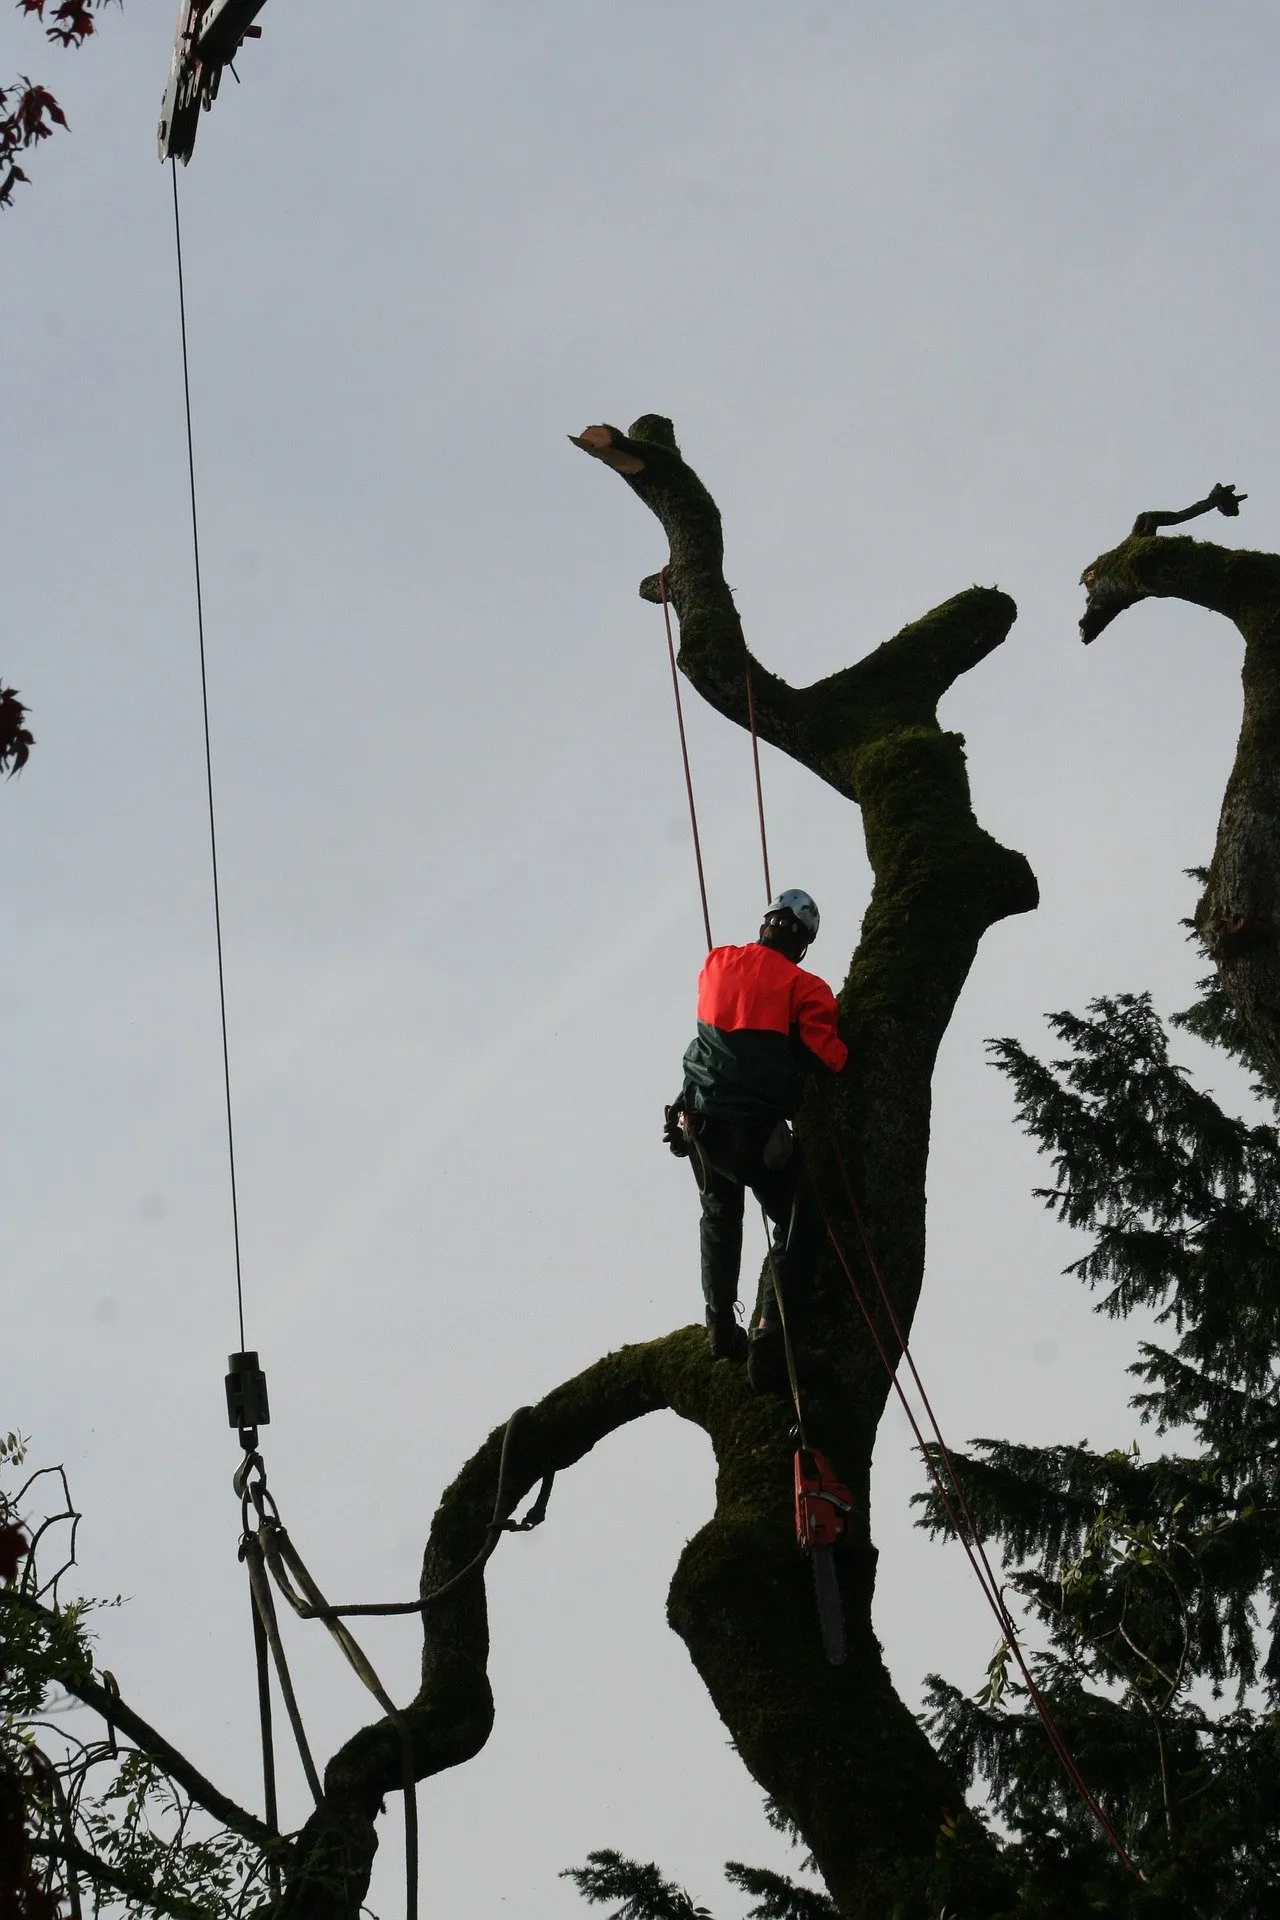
[652,570,1145,1881]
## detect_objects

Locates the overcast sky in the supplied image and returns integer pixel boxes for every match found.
[4,3,1278,1914]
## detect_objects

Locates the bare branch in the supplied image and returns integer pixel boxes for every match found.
[28,1837,218,1920]
[0,1602,282,1860]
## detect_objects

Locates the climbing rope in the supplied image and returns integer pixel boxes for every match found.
[235,1449,418,1915]
[758,1205,806,1446]
[224,1412,555,1920]
[741,643,772,905]
[652,579,1145,1882]
[809,1140,1140,1877]
[256,1409,555,1621]
[658,569,713,952]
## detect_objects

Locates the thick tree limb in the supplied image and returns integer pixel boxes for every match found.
[1079,494,1280,1094]
[280,1332,1005,1920]
[1080,485,1249,644]
[573,416,1037,1378]
[280,420,1036,1920]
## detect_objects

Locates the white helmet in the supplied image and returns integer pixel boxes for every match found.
[765,889,820,940]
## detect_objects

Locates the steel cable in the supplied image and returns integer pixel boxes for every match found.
[170,160,246,1352]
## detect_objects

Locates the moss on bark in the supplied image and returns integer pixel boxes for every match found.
[280,421,1039,1920]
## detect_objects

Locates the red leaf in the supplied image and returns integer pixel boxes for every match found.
[48,0,95,45]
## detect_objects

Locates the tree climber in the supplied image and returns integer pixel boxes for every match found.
[664,891,848,1392]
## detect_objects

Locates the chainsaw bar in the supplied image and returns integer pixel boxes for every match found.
[794,1447,854,1667]
[811,1548,846,1666]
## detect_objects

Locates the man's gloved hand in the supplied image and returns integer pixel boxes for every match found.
[663,1096,690,1158]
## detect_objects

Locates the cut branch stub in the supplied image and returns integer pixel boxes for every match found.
[1079,495,1280,1095]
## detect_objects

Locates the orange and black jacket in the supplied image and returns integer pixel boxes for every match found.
[682,942,848,1122]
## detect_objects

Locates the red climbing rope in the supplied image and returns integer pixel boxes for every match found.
[658,568,713,952]
[651,586,1145,1882]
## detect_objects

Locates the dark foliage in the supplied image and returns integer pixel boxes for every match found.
[561,1851,713,1920]
[0,685,33,774]
[561,1849,837,1920]
[722,1861,838,1920]
[918,982,1280,1917]
[1,1438,268,1920]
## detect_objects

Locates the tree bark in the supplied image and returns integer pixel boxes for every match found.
[277,416,1038,1920]
[1079,494,1280,1094]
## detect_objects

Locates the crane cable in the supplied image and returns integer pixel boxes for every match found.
[170,159,246,1354]
[653,568,1143,1883]
[168,161,432,1916]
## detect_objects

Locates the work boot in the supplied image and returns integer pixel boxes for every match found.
[705,1305,748,1363]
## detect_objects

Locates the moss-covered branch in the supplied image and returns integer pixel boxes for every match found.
[573,415,1036,1375]
[1079,497,1280,1093]
[280,418,1037,1920]
[280,1332,1005,1920]
[278,1340,677,1920]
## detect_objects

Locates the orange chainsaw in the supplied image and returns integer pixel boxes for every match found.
[794,1447,854,1666]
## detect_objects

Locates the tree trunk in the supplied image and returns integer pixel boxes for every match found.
[278,416,1038,1920]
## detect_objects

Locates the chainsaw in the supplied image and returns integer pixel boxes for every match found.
[794,1447,854,1666]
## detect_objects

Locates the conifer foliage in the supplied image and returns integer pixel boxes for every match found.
[920,982,1280,1916]
[562,1848,837,1920]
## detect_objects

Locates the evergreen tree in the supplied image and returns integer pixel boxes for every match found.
[920,979,1280,1916]
[561,1845,838,1920]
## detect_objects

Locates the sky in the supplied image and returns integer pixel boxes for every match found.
[3,2,1278,1913]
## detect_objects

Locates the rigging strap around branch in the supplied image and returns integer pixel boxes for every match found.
[237,1450,419,1919]
[239,1530,323,1805]
[227,1408,556,1920]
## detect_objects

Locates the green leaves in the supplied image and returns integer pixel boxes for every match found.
[2,1446,270,1920]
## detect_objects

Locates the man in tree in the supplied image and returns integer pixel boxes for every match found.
[664,890,848,1389]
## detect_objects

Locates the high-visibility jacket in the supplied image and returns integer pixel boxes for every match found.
[682,942,848,1121]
